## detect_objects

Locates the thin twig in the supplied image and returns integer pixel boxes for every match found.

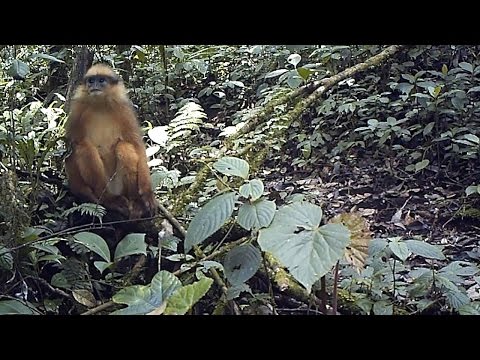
[332,261,340,315]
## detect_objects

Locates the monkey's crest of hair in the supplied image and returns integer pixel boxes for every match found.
[73,63,129,102]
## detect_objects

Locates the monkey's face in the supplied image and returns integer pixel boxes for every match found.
[84,75,119,96]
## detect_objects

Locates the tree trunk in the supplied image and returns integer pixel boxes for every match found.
[65,46,93,113]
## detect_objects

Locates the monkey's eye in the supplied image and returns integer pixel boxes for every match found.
[99,78,105,83]
[88,78,95,84]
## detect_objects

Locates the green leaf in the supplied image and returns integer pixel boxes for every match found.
[445,289,470,310]
[146,145,160,157]
[451,96,467,110]
[388,239,410,261]
[428,85,442,97]
[441,64,448,76]
[0,246,13,270]
[237,199,276,231]
[373,301,393,315]
[396,83,414,95]
[51,273,70,289]
[286,74,303,88]
[224,244,261,285]
[297,67,311,80]
[458,304,480,315]
[94,261,113,274]
[72,232,111,262]
[265,69,289,79]
[369,238,388,256]
[463,134,480,145]
[112,271,182,315]
[114,233,147,261]
[258,201,350,292]
[415,159,429,172]
[8,59,30,80]
[354,298,373,314]
[37,254,65,264]
[30,53,65,63]
[467,86,480,93]
[164,277,213,315]
[459,62,473,73]
[213,157,249,179]
[404,240,445,260]
[423,122,435,136]
[401,74,416,83]
[226,283,252,300]
[148,126,168,146]
[466,185,480,196]
[111,285,155,315]
[185,192,236,253]
[287,54,301,67]
[0,300,39,315]
[239,179,264,201]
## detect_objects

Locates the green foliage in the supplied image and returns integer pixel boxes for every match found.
[112,271,213,315]
[341,237,477,314]
[213,157,250,179]
[185,191,236,253]
[164,277,214,315]
[258,201,350,292]
[237,199,276,231]
[224,244,261,286]
[0,299,39,314]
[2,45,480,315]
[62,203,106,221]
[114,233,147,261]
[72,232,110,263]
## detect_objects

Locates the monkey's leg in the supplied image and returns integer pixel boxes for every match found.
[70,142,111,199]
[115,141,157,218]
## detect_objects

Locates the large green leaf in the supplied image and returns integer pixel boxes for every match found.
[404,240,445,260]
[258,201,350,292]
[72,232,110,262]
[114,233,147,261]
[112,271,182,315]
[388,239,410,262]
[237,199,276,231]
[0,300,39,315]
[164,277,214,315]
[8,59,30,80]
[0,246,13,270]
[224,244,261,285]
[239,179,264,201]
[111,285,155,315]
[213,157,249,179]
[185,192,236,253]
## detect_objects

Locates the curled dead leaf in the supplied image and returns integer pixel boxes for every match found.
[330,212,372,272]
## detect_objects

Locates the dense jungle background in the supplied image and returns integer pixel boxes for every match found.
[1,45,480,315]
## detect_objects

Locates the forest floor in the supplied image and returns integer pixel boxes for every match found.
[263,150,480,308]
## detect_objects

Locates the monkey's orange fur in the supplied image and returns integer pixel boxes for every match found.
[65,64,157,219]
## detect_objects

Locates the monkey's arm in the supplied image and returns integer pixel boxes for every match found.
[65,141,110,199]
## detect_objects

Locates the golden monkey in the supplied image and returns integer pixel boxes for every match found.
[65,63,157,219]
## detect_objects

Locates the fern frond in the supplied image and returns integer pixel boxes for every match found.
[168,101,207,141]
[63,203,106,221]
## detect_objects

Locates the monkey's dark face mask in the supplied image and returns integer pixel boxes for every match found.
[85,75,119,95]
